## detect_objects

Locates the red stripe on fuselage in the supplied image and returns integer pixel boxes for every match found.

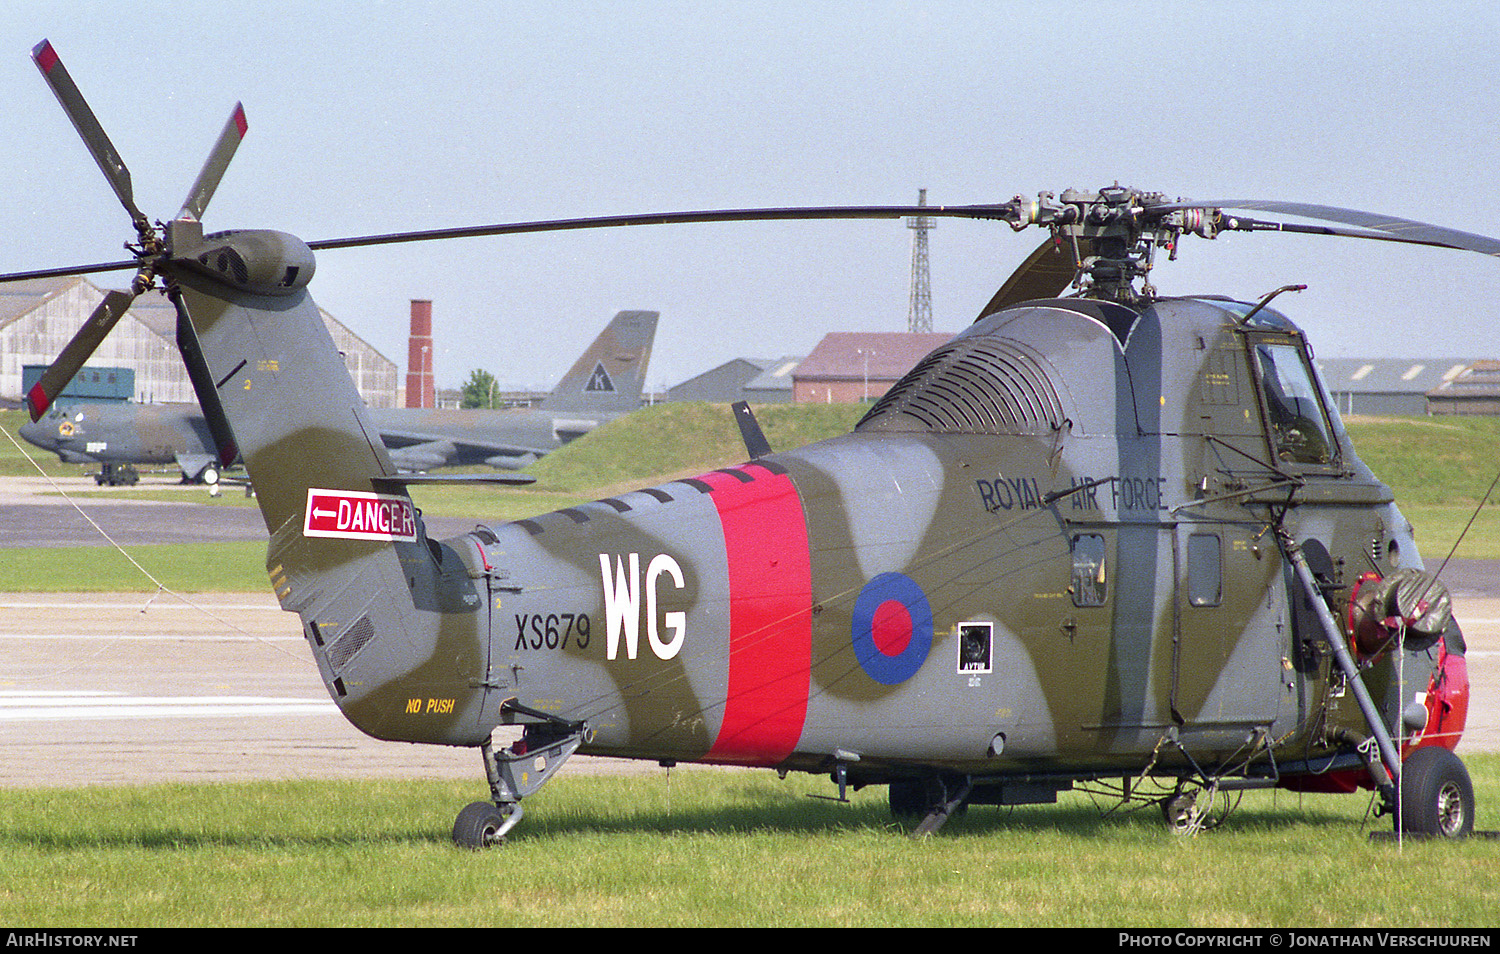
[700,464,812,765]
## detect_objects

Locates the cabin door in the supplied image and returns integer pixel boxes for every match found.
[1170,524,1286,730]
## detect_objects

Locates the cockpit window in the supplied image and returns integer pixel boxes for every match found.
[1251,341,1338,466]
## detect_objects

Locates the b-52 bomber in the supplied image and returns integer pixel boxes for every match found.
[18,308,657,485]
[9,40,1482,846]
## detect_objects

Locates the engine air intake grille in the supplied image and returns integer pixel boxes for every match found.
[857,336,1066,435]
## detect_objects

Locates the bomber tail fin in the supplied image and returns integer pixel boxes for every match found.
[538,310,657,412]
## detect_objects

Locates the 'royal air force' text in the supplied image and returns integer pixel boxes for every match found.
[977,474,1168,513]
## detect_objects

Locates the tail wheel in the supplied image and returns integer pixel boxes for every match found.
[1159,781,1230,834]
[1396,747,1474,838]
[452,801,513,849]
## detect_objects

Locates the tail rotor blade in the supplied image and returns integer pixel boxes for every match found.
[178,102,248,222]
[25,288,138,420]
[31,40,148,233]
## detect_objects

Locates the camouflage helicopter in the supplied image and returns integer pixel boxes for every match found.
[9,40,1482,847]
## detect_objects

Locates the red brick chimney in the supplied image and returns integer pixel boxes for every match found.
[405,299,434,409]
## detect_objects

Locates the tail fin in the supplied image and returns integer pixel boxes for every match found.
[170,261,490,747]
[24,39,489,752]
[171,273,397,539]
[539,310,657,412]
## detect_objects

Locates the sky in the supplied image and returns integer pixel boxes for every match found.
[1,0,1498,394]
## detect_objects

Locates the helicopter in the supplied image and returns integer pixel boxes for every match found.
[7,39,1483,847]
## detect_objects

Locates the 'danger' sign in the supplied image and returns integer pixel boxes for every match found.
[303,488,417,542]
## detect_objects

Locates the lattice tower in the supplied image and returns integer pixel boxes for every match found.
[906,188,934,333]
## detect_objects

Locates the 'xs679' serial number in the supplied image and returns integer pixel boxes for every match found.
[514,613,591,651]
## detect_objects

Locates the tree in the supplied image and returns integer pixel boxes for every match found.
[460,368,499,409]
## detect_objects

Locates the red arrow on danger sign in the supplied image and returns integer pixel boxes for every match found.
[303,488,418,542]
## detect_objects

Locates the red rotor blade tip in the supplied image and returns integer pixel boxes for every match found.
[25,381,51,421]
[32,40,59,73]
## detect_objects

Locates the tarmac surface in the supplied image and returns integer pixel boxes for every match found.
[0,474,1495,791]
[0,474,482,548]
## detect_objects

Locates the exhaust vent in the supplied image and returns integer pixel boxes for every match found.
[199,246,249,285]
[328,615,376,669]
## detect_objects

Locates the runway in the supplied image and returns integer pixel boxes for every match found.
[0,474,1495,790]
[0,474,480,548]
[0,474,635,787]
[0,591,664,788]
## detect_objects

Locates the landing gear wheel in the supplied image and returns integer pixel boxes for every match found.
[452,801,510,849]
[1396,747,1474,838]
[1161,790,1201,833]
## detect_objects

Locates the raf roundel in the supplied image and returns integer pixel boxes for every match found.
[851,572,933,685]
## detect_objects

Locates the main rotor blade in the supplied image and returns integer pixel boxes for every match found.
[0,258,140,284]
[1152,198,1500,257]
[306,203,1021,251]
[25,288,137,420]
[0,196,1060,286]
[31,40,147,232]
[178,103,248,222]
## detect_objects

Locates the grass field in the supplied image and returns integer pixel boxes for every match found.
[2,409,1497,927]
[1344,415,1500,562]
[0,758,1495,928]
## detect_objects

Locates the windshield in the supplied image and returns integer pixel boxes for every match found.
[1252,341,1337,466]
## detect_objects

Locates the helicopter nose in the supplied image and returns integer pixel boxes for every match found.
[16,418,53,450]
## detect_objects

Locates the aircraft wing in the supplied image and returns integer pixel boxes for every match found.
[377,428,551,472]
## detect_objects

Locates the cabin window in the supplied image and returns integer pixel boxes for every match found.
[1070,533,1108,607]
[1251,341,1338,466]
[1186,533,1222,607]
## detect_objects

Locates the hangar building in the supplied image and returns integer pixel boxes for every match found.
[668,356,801,404]
[1426,360,1500,415]
[1316,357,1472,417]
[792,331,954,403]
[1,276,398,408]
